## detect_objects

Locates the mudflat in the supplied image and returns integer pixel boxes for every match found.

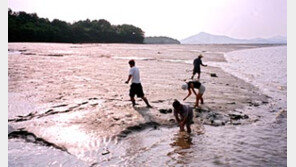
[8,43,277,165]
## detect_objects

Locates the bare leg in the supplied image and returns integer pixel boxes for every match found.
[195,94,202,108]
[197,73,200,80]
[141,96,152,108]
[201,96,204,104]
[131,97,136,106]
[186,123,191,133]
[180,125,185,131]
[191,73,195,79]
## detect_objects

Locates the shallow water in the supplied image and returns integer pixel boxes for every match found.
[89,105,286,167]
[211,46,287,110]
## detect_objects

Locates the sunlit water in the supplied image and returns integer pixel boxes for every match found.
[211,46,287,110]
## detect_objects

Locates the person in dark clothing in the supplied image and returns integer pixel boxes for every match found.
[182,80,206,108]
[191,54,207,80]
[173,100,193,133]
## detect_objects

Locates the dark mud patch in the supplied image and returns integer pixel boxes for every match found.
[9,130,69,154]
[117,121,160,139]
[194,108,251,126]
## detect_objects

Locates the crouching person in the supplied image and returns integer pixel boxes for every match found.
[172,100,193,133]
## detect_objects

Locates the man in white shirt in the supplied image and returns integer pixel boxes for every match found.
[125,60,152,108]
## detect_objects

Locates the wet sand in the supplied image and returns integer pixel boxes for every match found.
[8,43,282,165]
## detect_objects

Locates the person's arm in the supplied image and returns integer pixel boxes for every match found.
[191,85,198,96]
[125,75,132,84]
[179,111,188,130]
[180,115,188,125]
[200,60,207,67]
[174,110,181,123]
[125,68,133,84]
[177,113,185,131]
[183,88,192,101]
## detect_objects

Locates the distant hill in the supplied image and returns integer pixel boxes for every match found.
[181,32,287,44]
[144,36,180,44]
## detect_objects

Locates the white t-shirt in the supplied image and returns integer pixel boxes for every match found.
[129,66,141,83]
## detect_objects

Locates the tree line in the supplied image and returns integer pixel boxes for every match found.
[8,9,145,43]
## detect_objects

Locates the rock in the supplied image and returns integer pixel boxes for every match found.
[210,73,218,77]
[229,114,249,120]
[159,109,172,114]
[253,103,260,107]
[169,119,175,123]
[125,114,133,117]
[232,122,241,125]
[102,148,110,155]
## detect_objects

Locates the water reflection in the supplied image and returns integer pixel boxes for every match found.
[170,132,193,149]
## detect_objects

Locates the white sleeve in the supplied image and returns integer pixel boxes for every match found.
[129,68,134,75]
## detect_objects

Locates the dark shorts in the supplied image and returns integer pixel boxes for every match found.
[193,68,200,74]
[129,83,144,98]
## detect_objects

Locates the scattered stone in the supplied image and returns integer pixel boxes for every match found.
[169,119,175,123]
[232,122,241,125]
[81,101,88,105]
[102,148,110,155]
[253,103,260,107]
[91,103,98,107]
[227,102,236,105]
[228,114,249,120]
[151,100,165,103]
[125,114,133,117]
[210,73,218,77]
[159,109,172,114]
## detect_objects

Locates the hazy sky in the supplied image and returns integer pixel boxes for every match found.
[8,0,287,40]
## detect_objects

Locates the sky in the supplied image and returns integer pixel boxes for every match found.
[8,0,287,40]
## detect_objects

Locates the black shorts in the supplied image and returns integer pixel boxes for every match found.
[129,83,144,98]
[193,68,200,74]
